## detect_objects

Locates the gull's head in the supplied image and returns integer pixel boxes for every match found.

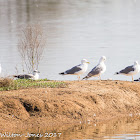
[33,70,40,74]
[99,56,106,63]
[81,59,90,64]
[134,61,139,65]
[33,70,40,80]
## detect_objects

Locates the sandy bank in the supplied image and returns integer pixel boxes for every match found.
[0,80,140,133]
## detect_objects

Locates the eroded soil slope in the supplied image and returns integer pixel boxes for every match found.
[1,80,140,132]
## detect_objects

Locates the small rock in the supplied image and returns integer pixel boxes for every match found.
[43,91,47,93]
[93,113,96,117]
[129,113,133,117]
[87,120,90,124]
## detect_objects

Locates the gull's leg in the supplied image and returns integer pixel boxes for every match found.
[78,75,81,81]
[77,75,80,81]
[79,76,81,81]
[99,75,101,80]
[132,76,134,81]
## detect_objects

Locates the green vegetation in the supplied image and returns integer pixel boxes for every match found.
[0,78,66,91]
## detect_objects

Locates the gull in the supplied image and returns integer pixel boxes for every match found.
[115,61,140,81]
[59,59,90,80]
[14,70,40,80]
[83,56,106,80]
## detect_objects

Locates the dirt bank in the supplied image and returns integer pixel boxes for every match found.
[1,80,140,133]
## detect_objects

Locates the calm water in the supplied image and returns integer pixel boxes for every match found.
[1,1,140,139]
[55,117,140,140]
[1,116,140,140]
[0,0,140,81]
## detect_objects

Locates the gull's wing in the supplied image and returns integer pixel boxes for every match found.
[65,64,82,74]
[119,65,134,74]
[59,64,82,75]
[83,64,103,79]
[14,74,33,79]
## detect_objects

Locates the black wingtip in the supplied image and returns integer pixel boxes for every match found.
[82,76,87,80]
[59,72,65,75]
[115,72,119,75]
[134,78,140,82]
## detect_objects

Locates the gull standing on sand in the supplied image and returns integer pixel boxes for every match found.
[83,56,106,80]
[59,59,90,80]
[115,61,140,81]
[14,70,40,80]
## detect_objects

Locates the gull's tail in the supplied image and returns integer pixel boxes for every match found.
[13,75,26,79]
[82,76,89,80]
[59,72,65,75]
[13,75,18,78]
[134,78,140,81]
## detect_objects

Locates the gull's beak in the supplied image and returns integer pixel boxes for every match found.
[87,62,90,64]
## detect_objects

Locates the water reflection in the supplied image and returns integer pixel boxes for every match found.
[1,117,139,140]
[43,117,140,140]
[1,117,140,139]
[62,117,140,139]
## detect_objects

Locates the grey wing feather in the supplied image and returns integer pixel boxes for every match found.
[83,65,103,79]
[65,65,82,74]
[88,65,103,77]
[15,74,33,79]
[119,65,134,74]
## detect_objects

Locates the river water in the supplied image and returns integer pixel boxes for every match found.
[54,117,140,140]
[0,0,140,81]
[1,0,140,139]
[1,116,140,140]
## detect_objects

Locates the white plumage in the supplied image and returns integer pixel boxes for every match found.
[14,70,40,80]
[115,61,140,81]
[59,59,90,80]
[83,56,106,80]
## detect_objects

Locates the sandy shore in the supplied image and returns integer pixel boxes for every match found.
[1,80,140,133]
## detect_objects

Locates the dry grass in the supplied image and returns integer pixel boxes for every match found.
[0,78,14,88]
